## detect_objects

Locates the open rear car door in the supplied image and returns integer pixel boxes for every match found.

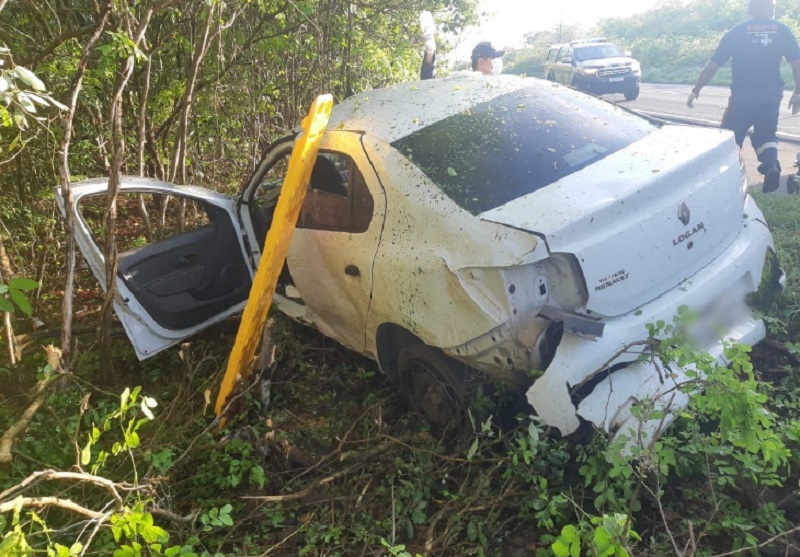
[56,177,254,359]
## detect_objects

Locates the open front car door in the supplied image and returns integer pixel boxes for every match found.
[56,177,254,360]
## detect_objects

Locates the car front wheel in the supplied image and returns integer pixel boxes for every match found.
[624,86,640,101]
[396,341,468,428]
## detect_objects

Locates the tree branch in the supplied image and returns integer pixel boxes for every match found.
[0,497,105,519]
[0,469,123,509]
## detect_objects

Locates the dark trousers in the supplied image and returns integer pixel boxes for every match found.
[721,94,781,175]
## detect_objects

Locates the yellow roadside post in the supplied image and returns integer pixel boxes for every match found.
[215,94,333,424]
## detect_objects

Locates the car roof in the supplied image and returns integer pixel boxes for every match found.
[327,74,532,144]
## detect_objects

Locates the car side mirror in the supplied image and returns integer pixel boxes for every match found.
[562,57,573,65]
[624,50,632,57]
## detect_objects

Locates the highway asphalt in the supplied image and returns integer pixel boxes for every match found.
[601,83,800,193]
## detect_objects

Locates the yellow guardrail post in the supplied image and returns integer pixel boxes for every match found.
[215,94,333,424]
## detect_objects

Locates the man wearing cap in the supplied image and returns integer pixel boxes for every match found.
[418,14,505,81]
[687,0,800,192]
[471,42,505,75]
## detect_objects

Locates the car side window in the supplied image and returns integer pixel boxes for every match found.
[546,48,557,62]
[297,152,374,234]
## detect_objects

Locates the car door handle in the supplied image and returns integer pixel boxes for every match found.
[178,254,196,265]
[344,264,360,277]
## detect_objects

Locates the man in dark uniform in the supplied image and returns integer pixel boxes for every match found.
[687,0,800,192]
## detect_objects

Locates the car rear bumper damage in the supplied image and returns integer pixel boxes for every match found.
[449,196,778,443]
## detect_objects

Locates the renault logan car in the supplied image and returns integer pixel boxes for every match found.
[58,74,781,443]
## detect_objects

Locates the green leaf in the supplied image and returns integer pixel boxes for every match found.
[17,93,36,114]
[48,97,68,111]
[12,111,27,129]
[120,387,131,410]
[126,431,140,449]
[14,66,46,91]
[0,297,13,313]
[0,106,11,127]
[81,443,92,466]
[0,76,9,92]
[466,437,479,461]
[9,278,38,291]
[9,288,32,315]
[446,166,458,176]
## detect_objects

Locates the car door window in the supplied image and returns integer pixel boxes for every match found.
[78,192,251,330]
[80,192,212,249]
[249,150,374,238]
[298,152,374,233]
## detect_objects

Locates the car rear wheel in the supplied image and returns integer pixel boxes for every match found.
[624,86,640,101]
[396,341,468,428]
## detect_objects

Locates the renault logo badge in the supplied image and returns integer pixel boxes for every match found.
[678,203,691,226]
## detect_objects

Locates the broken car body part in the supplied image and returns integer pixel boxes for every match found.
[57,74,782,444]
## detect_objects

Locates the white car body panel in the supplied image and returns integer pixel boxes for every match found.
[280,132,386,354]
[528,195,772,437]
[481,125,744,317]
[361,136,550,357]
[56,177,253,360]
[327,74,530,145]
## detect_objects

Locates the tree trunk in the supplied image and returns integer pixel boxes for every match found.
[136,50,153,241]
[59,4,112,371]
[0,237,15,366]
[99,7,155,377]
[169,4,215,186]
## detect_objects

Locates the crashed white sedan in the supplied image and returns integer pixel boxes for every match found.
[59,74,782,442]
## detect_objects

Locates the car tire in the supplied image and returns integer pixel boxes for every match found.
[624,86,640,101]
[396,340,468,428]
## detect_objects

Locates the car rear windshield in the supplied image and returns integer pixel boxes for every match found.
[574,44,621,61]
[391,85,654,215]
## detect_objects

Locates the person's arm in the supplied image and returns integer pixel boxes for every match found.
[692,62,721,95]
[784,29,800,114]
[687,62,720,108]
[689,33,731,107]
[788,58,800,114]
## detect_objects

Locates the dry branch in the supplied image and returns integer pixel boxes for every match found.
[0,351,63,464]
[0,496,105,519]
[0,469,123,508]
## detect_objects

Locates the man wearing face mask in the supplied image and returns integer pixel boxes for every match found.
[471,42,505,75]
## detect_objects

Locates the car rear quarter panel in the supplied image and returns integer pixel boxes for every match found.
[361,137,550,353]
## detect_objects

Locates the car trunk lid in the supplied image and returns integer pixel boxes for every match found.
[479,125,745,317]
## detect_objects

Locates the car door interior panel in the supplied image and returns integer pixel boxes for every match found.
[116,204,251,330]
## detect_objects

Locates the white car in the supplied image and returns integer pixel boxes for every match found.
[59,74,783,442]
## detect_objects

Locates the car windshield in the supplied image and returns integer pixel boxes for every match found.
[574,44,621,61]
[391,86,654,215]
